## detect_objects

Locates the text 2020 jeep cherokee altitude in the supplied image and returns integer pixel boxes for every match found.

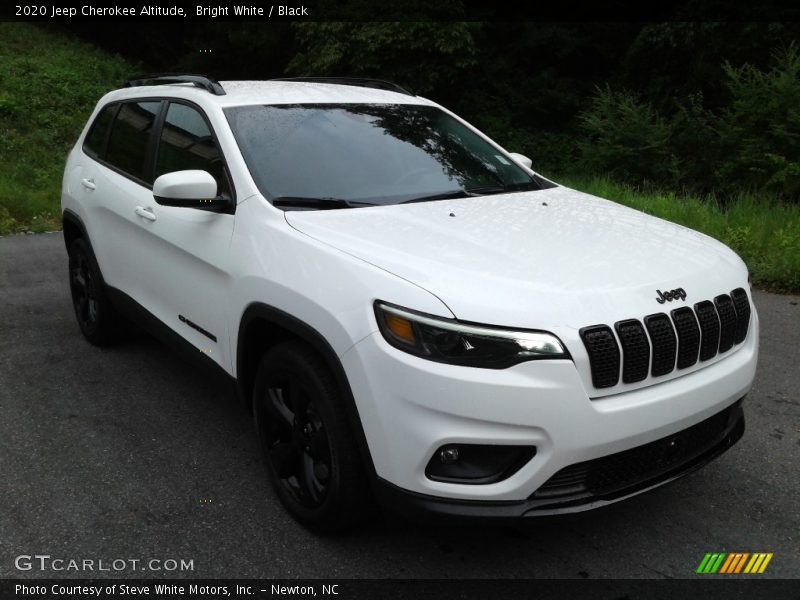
[61,75,758,531]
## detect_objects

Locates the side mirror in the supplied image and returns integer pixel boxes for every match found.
[153,170,231,212]
[508,152,533,169]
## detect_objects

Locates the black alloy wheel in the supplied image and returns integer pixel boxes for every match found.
[70,245,99,333]
[262,373,332,507]
[253,341,369,531]
[67,238,124,345]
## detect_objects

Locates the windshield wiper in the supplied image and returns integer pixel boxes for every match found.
[400,190,471,204]
[272,196,376,210]
[401,186,511,204]
[465,185,508,195]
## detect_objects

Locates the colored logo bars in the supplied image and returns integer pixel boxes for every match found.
[696,553,773,574]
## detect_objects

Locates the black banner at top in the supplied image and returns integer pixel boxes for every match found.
[2,0,800,22]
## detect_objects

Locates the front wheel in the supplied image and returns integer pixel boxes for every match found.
[252,341,369,532]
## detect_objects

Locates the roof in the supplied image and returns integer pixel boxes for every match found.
[107,80,433,108]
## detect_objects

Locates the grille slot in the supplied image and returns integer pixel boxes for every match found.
[644,313,677,377]
[731,288,751,344]
[671,307,700,369]
[533,465,590,498]
[614,320,650,383]
[715,294,737,353]
[579,326,620,388]
[694,301,720,361]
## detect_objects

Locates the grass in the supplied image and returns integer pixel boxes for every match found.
[0,23,135,233]
[558,175,800,293]
[0,24,797,293]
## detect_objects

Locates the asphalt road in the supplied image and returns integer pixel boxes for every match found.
[1,232,798,580]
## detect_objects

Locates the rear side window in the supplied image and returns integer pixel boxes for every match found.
[155,102,230,196]
[83,104,117,158]
[105,101,161,182]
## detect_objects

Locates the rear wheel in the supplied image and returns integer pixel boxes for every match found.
[252,341,369,532]
[68,238,125,345]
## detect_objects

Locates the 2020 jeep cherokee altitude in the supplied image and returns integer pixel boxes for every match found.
[61,75,758,531]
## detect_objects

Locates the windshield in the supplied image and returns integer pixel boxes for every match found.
[225,103,550,208]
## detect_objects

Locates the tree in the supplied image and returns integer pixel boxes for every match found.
[287,22,479,97]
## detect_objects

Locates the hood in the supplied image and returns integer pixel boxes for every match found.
[284,186,747,330]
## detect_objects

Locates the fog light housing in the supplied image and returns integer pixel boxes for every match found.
[440,447,460,463]
[425,444,536,484]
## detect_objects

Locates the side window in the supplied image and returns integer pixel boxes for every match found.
[155,103,230,197]
[105,101,161,182]
[83,104,117,159]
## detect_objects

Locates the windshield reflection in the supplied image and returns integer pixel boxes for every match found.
[226,103,544,207]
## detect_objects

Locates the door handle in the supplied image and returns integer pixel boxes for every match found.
[80,178,96,190]
[134,206,157,222]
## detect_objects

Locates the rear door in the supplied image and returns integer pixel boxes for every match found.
[78,99,163,297]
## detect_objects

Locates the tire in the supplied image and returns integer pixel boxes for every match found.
[252,341,370,532]
[67,237,126,345]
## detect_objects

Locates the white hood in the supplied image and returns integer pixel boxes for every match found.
[284,186,748,331]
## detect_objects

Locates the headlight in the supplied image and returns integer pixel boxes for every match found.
[374,301,569,368]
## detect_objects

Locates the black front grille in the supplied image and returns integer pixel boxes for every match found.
[533,401,744,501]
[672,307,700,369]
[579,326,620,388]
[580,288,751,390]
[615,320,650,383]
[644,313,677,376]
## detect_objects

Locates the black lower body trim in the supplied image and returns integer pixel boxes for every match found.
[374,399,745,523]
[106,286,233,382]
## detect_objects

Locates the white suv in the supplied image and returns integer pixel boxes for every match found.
[61,75,758,531]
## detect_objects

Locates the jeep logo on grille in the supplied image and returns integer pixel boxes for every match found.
[656,287,687,304]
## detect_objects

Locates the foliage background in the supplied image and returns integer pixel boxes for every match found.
[0,12,798,290]
[61,17,800,199]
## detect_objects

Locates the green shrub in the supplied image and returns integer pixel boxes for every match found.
[0,23,136,234]
[576,46,800,202]
[716,44,800,199]
[577,85,678,186]
[668,93,721,194]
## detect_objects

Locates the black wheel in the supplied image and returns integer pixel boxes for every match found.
[252,341,369,532]
[68,237,125,345]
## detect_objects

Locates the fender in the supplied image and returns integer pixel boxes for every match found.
[236,302,377,477]
[62,208,90,251]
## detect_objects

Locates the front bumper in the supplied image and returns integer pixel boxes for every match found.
[340,310,757,508]
[372,399,744,521]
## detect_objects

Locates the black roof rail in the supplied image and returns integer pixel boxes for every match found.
[124,74,226,96]
[270,77,413,96]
